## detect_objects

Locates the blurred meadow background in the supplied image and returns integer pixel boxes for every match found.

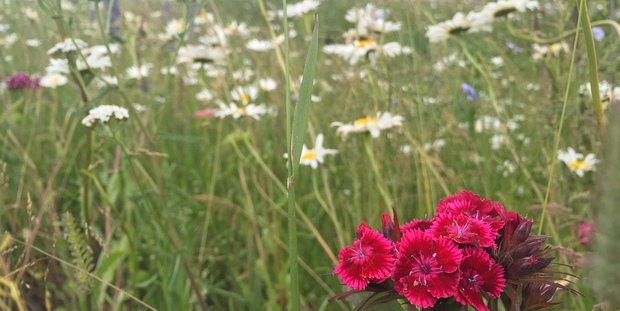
[0,0,619,310]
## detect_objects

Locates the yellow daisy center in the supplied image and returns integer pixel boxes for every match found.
[356,39,375,49]
[301,151,318,161]
[175,23,184,32]
[233,107,247,115]
[549,44,561,53]
[240,94,250,103]
[569,160,586,170]
[354,117,377,126]
[51,76,60,83]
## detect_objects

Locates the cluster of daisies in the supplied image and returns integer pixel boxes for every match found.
[323,4,411,65]
[426,0,538,43]
[333,191,565,311]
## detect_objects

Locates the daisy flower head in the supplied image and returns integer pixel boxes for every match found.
[214,102,268,120]
[259,78,277,91]
[392,229,462,308]
[47,38,88,54]
[481,0,539,19]
[426,11,493,44]
[39,73,68,88]
[176,45,227,65]
[455,247,506,311]
[81,105,129,127]
[126,63,153,79]
[231,85,259,105]
[334,222,396,290]
[290,134,338,169]
[331,111,404,139]
[163,19,186,40]
[246,39,275,52]
[271,0,320,19]
[345,4,401,36]
[557,147,598,177]
[532,42,569,60]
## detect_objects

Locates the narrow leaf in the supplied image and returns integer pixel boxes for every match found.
[290,15,319,177]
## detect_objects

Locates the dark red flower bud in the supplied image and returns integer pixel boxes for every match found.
[521,282,560,310]
[512,236,547,258]
[510,218,533,245]
[508,256,553,278]
[381,211,401,242]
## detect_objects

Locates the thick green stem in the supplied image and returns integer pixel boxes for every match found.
[579,0,606,147]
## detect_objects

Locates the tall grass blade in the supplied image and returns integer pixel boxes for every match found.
[592,107,620,306]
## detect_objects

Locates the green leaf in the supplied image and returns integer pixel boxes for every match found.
[290,14,319,177]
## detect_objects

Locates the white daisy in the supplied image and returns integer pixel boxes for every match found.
[45,58,70,75]
[231,85,259,105]
[196,89,214,101]
[246,39,275,51]
[481,0,539,18]
[532,42,569,60]
[26,39,41,47]
[557,147,598,177]
[426,11,493,44]
[271,0,320,18]
[47,38,88,54]
[39,73,68,88]
[81,105,129,127]
[126,63,153,79]
[345,4,401,36]
[176,45,227,65]
[331,111,404,138]
[284,134,338,169]
[259,78,277,91]
[214,103,268,120]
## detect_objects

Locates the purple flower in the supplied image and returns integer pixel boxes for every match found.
[4,73,39,90]
[592,27,605,41]
[461,83,478,101]
[507,42,524,53]
[104,0,122,36]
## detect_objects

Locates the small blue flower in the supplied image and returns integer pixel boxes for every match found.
[592,27,605,41]
[507,42,524,53]
[461,83,478,101]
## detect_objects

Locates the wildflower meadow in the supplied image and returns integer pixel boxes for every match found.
[1,0,619,310]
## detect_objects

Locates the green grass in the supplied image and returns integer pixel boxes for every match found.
[0,0,618,310]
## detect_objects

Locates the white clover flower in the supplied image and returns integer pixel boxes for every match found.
[284,134,338,169]
[47,38,88,54]
[81,105,129,127]
[39,73,68,88]
[557,147,598,177]
[331,111,404,138]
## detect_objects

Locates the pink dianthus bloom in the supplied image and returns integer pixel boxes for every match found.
[455,247,506,311]
[436,190,505,240]
[427,213,495,248]
[334,222,396,290]
[393,230,462,308]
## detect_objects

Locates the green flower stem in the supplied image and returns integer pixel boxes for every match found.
[363,138,393,212]
[505,18,620,44]
[311,171,345,248]
[537,2,584,237]
[579,0,606,148]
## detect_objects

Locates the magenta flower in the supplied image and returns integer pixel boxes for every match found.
[436,190,505,240]
[575,221,595,247]
[334,222,396,290]
[4,73,39,90]
[400,218,432,233]
[427,213,495,248]
[393,230,462,308]
[455,247,506,311]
